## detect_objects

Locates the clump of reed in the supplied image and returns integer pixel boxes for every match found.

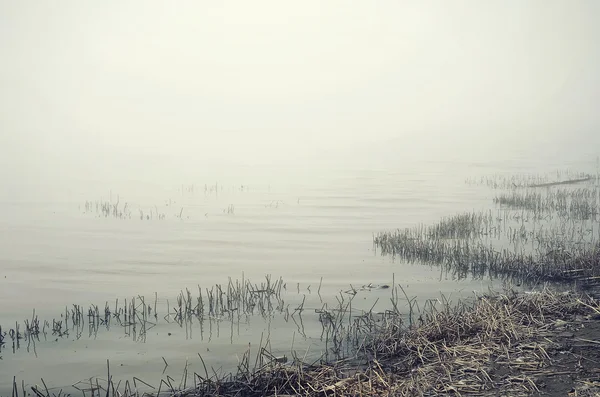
[494,187,599,221]
[494,190,545,212]
[0,275,290,356]
[82,196,166,220]
[374,227,600,284]
[466,170,594,189]
[428,211,498,239]
[376,168,600,286]
[170,275,285,325]
[184,182,249,196]
[0,303,107,357]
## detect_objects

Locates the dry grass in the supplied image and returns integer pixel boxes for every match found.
[175,288,597,397]
[373,178,600,285]
[363,288,588,396]
[23,288,600,397]
[2,275,287,357]
[465,170,594,189]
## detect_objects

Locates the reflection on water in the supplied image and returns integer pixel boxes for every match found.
[0,156,596,393]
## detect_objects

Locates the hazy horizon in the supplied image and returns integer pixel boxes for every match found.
[2,1,600,201]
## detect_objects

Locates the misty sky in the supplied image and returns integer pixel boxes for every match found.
[1,1,599,190]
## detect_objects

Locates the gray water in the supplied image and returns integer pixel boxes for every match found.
[0,147,598,394]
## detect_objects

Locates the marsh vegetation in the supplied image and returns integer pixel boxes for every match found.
[4,168,600,397]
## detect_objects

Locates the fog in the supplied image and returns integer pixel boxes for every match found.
[2,3,600,390]
[1,1,599,200]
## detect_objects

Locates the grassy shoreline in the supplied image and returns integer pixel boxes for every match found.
[18,287,599,397]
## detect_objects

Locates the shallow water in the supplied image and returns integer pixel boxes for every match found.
[0,152,597,394]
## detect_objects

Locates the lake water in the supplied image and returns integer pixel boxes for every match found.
[0,145,597,394]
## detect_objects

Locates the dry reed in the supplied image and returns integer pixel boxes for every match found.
[25,288,600,397]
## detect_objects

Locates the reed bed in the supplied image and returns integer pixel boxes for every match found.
[20,288,600,397]
[82,199,167,221]
[466,170,594,189]
[427,211,497,239]
[376,171,600,286]
[80,182,252,221]
[374,227,600,284]
[0,275,288,356]
[494,187,600,221]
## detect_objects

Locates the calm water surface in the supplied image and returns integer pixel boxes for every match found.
[0,153,595,393]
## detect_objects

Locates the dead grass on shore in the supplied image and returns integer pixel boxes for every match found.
[27,288,599,397]
[177,288,600,396]
[363,288,597,396]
